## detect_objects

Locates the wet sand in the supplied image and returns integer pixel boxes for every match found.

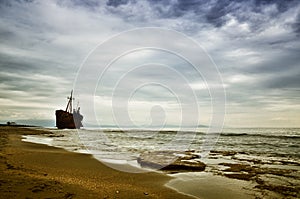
[0,127,192,199]
[2,126,299,199]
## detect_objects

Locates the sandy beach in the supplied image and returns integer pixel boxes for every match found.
[0,126,192,199]
[1,126,299,199]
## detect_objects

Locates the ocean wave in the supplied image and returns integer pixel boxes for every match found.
[220,133,300,139]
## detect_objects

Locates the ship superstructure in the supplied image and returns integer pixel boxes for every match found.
[55,90,83,129]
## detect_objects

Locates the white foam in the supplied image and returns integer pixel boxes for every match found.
[22,135,53,146]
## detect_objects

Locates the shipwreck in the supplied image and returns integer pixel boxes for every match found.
[55,90,83,129]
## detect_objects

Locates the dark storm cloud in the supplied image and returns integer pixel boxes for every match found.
[104,0,300,32]
[292,12,300,35]
[107,0,129,7]
[69,0,100,8]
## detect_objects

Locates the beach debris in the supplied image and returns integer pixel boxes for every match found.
[137,151,206,172]
[64,192,75,199]
[47,134,64,138]
[210,150,237,156]
[144,192,149,195]
[115,190,119,194]
[30,183,50,193]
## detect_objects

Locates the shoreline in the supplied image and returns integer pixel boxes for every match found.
[3,126,299,199]
[0,126,193,198]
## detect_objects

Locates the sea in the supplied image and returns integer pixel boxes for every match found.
[23,127,300,168]
[23,127,300,198]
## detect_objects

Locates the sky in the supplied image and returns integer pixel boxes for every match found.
[0,0,299,128]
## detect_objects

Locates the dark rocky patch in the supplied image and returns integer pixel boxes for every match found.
[217,162,300,197]
[255,183,300,197]
[210,150,237,156]
[138,151,206,172]
[224,173,254,181]
[220,163,253,172]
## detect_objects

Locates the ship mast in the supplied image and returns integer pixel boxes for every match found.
[65,90,75,113]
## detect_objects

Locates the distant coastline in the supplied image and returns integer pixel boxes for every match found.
[0,124,41,127]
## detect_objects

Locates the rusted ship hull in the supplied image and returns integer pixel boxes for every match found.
[55,110,83,129]
[55,90,83,129]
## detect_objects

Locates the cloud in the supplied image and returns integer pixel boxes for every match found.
[0,0,300,127]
